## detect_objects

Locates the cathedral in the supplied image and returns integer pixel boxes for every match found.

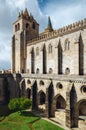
[11,8,86,129]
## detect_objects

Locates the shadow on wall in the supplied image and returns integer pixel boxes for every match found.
[0,74,22,115]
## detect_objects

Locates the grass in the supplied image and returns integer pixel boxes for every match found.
[0,111,64,130]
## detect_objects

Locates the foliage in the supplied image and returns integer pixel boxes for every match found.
[8,97,32,112]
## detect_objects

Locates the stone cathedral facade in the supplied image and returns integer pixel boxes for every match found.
[11,8,86,129]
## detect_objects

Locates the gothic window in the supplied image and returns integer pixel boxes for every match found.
[32,22,35,29]
[65,68,70,75]
[48,44,52,53]
[26,23,29,29]
[36,47,39,56]
[39,80,44,86]
[36,68,39,74]
[27,79,31,84]
[65,39,70,50]
[15,25,17,32]
[49,68,53,74]
[18,23,20,30]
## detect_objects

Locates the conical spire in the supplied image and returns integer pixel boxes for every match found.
[45,16,53,32]
[47,16,53,30]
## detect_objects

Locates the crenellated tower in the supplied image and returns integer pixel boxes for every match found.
[12,8,39,73]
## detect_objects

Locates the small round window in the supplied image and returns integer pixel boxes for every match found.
[81,85,86,93]
[56,83,63,89]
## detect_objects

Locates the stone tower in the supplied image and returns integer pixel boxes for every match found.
[12,8,39,73]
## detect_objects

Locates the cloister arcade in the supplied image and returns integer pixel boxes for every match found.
[20,75,86,128]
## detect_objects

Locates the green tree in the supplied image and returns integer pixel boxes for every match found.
[8,97,32,113]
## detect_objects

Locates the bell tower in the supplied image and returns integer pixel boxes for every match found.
[12,8,39,73]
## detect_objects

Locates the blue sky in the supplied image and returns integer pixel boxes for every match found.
[0,0,86,70]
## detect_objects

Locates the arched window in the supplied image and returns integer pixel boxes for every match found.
[32,22,35,29]
[15,25,17,32]
[65,68,70,75]
[65,39,70,50]
[18,23,20,30]
[48,44,52,53]
[27,79,31,84]
[26,23,29,29]
[39,80,44,86]
[36,68,39,74]
[56,95,66,109]
[36,47,39,56]
[49,68,53,74]
[39,91,46,105]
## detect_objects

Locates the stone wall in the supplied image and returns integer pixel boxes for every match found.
[0,74,21,105]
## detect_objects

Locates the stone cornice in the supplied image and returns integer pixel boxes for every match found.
[21,74,86,83]
[27,18,86,46]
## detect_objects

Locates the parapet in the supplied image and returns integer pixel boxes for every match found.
[27,18,86,46]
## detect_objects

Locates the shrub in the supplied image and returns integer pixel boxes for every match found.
[8,97,32,113]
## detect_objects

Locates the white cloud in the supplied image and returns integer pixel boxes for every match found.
[43,0,86,29]
[0,0,47,70]
[0,0,86,70]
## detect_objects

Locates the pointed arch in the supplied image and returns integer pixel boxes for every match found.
[39,80,44,86]
[78,100,86,116]
[54,94,66,109]
[38,90,46,105]
[36,68,39,74]
[15,25,17,32]
[73,99,86,128]
[65,39,70,50]
[18,23,20,30]
[27,79,31,84]
[49,68,53,74]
